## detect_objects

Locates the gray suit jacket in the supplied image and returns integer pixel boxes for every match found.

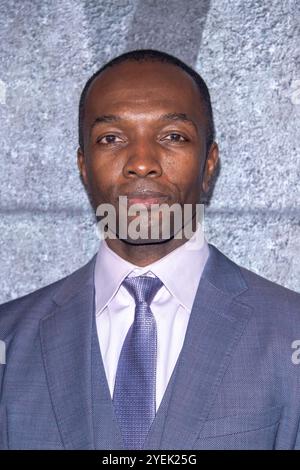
[0,244,300,449]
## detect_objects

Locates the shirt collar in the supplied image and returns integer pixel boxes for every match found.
[94,224,209,315]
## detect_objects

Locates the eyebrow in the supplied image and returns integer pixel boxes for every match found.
[90,112,198,134]
[159,112,198,132]
[91,114,121,129]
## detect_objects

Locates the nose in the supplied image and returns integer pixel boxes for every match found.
[122,138,163,178]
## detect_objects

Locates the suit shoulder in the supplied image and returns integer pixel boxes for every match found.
[207,244,299,305]
[0,276,63,315]
[0,255,96,335]
[239,264,300,306]
[208,245,300,322]
[235,263,300,337]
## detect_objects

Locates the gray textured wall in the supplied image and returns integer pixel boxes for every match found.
[0,0,299,303]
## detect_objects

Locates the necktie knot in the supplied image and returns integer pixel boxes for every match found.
[122,275,163,306]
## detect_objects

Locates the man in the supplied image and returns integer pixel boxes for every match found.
[0,49,300,450]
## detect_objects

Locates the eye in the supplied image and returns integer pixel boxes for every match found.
[97,134,123,145]
[162,133,187,143]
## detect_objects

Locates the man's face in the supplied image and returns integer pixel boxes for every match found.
[78,60,218,243]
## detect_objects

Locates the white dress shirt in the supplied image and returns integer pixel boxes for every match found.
[94,225,209,412]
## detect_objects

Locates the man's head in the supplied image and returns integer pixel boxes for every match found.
[78,49,215,153]
[77,49,219,244]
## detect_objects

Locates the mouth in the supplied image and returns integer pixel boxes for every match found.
[120,191,170,207]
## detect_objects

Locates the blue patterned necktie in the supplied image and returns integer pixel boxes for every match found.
[113,275,163,450]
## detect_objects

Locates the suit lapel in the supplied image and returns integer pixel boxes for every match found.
[39,255,98,450]
[159,245,253,449]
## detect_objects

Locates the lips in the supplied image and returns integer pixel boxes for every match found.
[121,191,170,207]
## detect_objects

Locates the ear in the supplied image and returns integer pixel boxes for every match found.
[202,142,219,193]
[77,147,88,187]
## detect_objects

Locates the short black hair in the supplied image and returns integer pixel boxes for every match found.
[78,49,215,151]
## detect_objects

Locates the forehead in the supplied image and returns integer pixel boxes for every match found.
[84,61,205,123]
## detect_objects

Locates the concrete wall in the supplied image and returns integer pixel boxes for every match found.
[0,0,299,302]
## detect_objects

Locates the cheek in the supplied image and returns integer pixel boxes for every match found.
[84,156,117,203]
[165,151,202,189]
[88,151,119,183]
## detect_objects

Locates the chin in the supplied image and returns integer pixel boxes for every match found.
[119,234,174,246]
